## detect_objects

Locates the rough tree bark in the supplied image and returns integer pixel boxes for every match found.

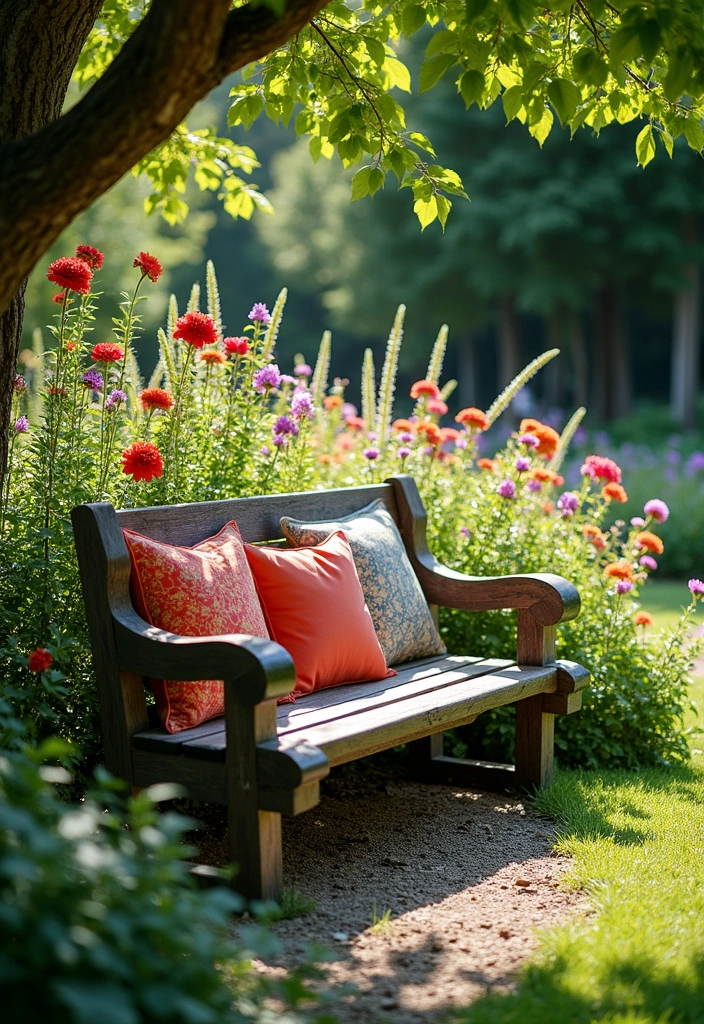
[670,217,701,428]
[0,0,330,485]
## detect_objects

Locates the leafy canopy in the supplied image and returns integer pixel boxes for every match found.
[78,0,704,230]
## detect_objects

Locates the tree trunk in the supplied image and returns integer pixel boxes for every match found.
[497,294,521,388]
[567,310,588,410]
[544,307,566,409]
[594,284,632,421]
[670,218,701,428]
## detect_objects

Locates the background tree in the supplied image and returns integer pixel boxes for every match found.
[4,0,704,476]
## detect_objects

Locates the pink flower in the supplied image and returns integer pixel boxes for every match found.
[497,479,516,499]
[515,456,531,472]
[639,555,658,571]
[616,580,633,594]
[644,499,669,524]
[631,516,645,527]
[688,579,704,595]
[580,455,622,484]
[363,447,380,460]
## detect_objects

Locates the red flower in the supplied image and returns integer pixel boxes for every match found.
[456,407,490,431]
[133,251,162,282]
[91,342,124,363]
[66,342,76,352]
[13,374,27,393]
[28,648,52,673]
[139,388,173,411]
[410,379,440,400]
[173,311,218,348]
[46,386,68,397]
[52,292,67,304]
[580,454,622,484]
[75,245,104,269]
[121,441,164,482]
[47,256,93,295]
[223,336,249,356]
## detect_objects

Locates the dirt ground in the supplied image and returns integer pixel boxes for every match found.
[190,761,585,1022]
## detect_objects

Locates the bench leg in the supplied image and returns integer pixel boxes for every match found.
[515,694,554,790]
[226,695,283,901]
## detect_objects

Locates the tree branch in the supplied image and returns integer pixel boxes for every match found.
[0,0,331,316]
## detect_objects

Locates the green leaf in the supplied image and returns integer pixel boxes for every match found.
[350,166,372,201]
[369,168,384,195]
[660,129,674,158]
[635,123,656,167]
[664,53,694,102]
[425,30,457,59]
[402,4,427,37]
[573,48,608,88]
[419,54,456,94]
[639,19,662,64]
[409,132,436,155]
[547,78,581,126]
[502,84,524,122]
[683,117,704,152]
[436,195,452,229]
[365,36,386,68]
[609,25,641,64]
[385,58,411,92]
[413,195,438,230]
[465,0,492,22]
[505,0,536,30]
[460,69,486,109]
[529,105,554,146]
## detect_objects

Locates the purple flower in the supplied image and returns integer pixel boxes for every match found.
[527,479,542,492]
[689,579,704,595]
[644,499,669,524]
[421,445,436,457]
[455,436,468,450]
[341,402,357,419]
[248,302,271,325]
[399,431,413,443]
[498,479,516,499]
[273,415,298,438]
[460,527,470,538]
[363,447,380,460]
[291,389,315,420]
[14,415,29,433]
[82,369,103,391]
[105,388,126,409]
[518,433,540,449]
[272,434,287,448]
[367,431,378,442]
[397,446,411,459]
[260,445,271,457]
[515,456,531,472]
[253,363,282,393]
[616,579,633,594]
[639,555,658,571]
[295,363,312,377]
[667,449,681,465]
[630,516,645,527]
[557,491,580,517]
[280,374,296,385]
[687,451,704,474]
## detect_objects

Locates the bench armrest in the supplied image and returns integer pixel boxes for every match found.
[112,606,296,705]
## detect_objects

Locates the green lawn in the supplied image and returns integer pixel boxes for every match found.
[639,579,698,631]
[452,588,704,1024]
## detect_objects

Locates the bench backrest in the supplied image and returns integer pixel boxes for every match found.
[71,477,429,781]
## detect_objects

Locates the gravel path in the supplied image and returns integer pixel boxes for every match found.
[191,762,585,1021]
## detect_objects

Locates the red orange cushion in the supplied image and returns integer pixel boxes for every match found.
[123,522,270,734]
[244,530,395,699]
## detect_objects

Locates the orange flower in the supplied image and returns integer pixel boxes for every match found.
[392,419,415,433]
[345,415,366,430]
[336,434,354,451]
[199,350,225,364]
[519,418,559,458]
[410,379,440,400]
[604,560,634,581]
[317,454,334,464]
[140,388,173,411]
[477,458,498,473]
[324,395,343,409]
[583,524,607,550]
[541,501,555,514]
[439,427,461,443]
[455,407,490,431]
[635,531,664,555]
[602,483,628,503]
[418,421,442,445]
[66,342,76,352]
[121,441,163,482]
[634,611,653,628]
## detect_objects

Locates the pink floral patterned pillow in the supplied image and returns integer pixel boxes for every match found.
[124,522,270,733]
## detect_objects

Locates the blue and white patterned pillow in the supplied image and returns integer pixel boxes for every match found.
[280,499,445,666]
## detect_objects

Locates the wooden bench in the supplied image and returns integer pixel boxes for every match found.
[71,474,589,900]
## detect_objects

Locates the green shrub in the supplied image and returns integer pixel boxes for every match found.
[0,701,338,1023]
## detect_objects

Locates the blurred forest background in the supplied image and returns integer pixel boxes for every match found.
[21,39,704,437]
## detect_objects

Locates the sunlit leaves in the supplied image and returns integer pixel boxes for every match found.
[635,123,657,168]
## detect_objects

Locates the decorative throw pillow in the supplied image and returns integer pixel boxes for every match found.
[244,530,394,699]
[280,499,445,666]
[124,522,270,734]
